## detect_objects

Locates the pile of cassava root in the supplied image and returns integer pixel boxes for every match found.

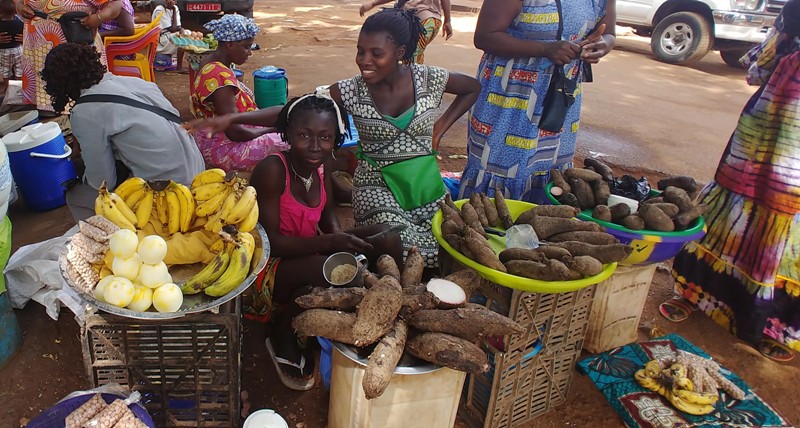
[549,159,707,232]
[291,247,525,400]
[438,194,632,281]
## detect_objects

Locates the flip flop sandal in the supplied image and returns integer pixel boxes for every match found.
[759,338,796,363]
[659,297,694,323]
[266,339,315,391]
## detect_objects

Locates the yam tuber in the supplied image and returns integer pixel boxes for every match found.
[353,276,403,346]
[592,205,612,222]
[558,192,581,209]
[292,309,359,345]
[400,246,425,289]
[444,268,481,296]
[550,186,564,197]
[650,202,680,218]
[564,167,602,183]
[514,209,536,226]
[376,254,401,281]
[362,320,408,399]
[621,215,645,230]
[663,186,694,212]
[363,271,381,289]
[568,255,604,276]
[443,233,464,253]
[592,179,611,206]
[638,203,675,232]
[505,258,573,281]
[408,307,525,341]
[444,193,460,212]
[528,215,601,240]
[463,236,506,272]
[548,231,618,245]
[399,291,440,318]
[460,203,486,237]
[441,219,461,236]
[658,176,700,194]
[493,188,514,229]
[642,196,664,205]
[438,201,465,227]
[551,241,633,263]
[610,203,631,222]
[533,245,573,260]
[426,278,467,308]
[530,205,581,218]
[499,247,548,264]
[583,158,614,182]
[406,332,489,374]
[469,193,489,227]
[673,203,709,230]
[480,193,500,227]
[568,177,596,210]
[549,168,571,193]
[295,287,367,311]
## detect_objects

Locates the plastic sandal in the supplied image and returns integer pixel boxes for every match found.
[266,338,315,391]
[658,297,694,323]
[759,338,795,363]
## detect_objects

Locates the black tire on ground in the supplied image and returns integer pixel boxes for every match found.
[720,49,750,68]
[650,12,713,64]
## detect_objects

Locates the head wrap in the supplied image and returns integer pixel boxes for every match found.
[287,87,347,135]
[204,14,260,42]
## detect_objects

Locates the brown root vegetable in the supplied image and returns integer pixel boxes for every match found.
[621,215,646,230]
[296,287,367,311]
[528,215,602,240]
[551,241,632,263]
[550,186,564,197]
[493,188,514,229]
[444,193,460,212]
[443,233,464,252]
[592,180,611,206]
[514,209,536,226]
[592,205,612,222]
[438,201,465,227]
[650,202,680,218]
[499,247,548,264]
[399,291,440,318]
[673,203,709,230]
[463,236,506,272]
[362,320,408,399]
[353,276,403,346]
[469,193,489,227]
[460,202,486,237]
[505,258,572,281]
[610,203,631,222]
[638,203,676,232]
[292,309,359,345]
[480,193,500,227]
[663,186,694,212]
[568,255,604,276]
[533,245,573,260]
[583,158,614,181]
[406,332,489,374]
[568,177,595,210]
[408,307,525,341]
[444,268,482,296]
[550,168,572,193]
[376,254,401,281]
[548,231,618,245]
[425,278,467,308]
[363,271,381,289]
[642,196,664,205]
[531,205,581,218]
[557,192,581,209]
[401,246,424,289]
[657,176,700,194]
[441,219,461,236]
[564,167,602,183]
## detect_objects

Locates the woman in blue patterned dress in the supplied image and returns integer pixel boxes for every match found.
[459,0,616,203]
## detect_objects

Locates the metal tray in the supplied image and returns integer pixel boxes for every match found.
[59,223,270,320]
[332,341,441,375]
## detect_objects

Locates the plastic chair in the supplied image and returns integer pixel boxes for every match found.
[104,12,163,82]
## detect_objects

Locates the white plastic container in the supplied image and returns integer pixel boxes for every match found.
[607,194,640,213]
[243,409,289,428]
[0,110,38,137]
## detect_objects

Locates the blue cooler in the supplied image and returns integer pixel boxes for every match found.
[3,122,77,211]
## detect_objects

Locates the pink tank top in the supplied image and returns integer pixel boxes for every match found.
[276,152,326,238]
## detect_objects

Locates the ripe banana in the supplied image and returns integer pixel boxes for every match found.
[191,168,226,189]
[97,192,136,231]
[204,240,252,297]
[667,392,715,415]
[106,190,138,227]
[238,231,256,258]
[192,182,228,201]
[180,248,232,294]
[196,189,228,217]
[135,190,155,229]
[238,202,259,232]
[171,182,196,232]
[94,194,105,217]
[113,177,147,201]
[226,185,257,224]
[673,388,719,406]
[209,238,226,254]
[165,188,181,235]
[205,191,236,234]
[155,191,169,226]
[123,187,147,209]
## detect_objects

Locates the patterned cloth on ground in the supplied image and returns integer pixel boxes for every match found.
[577,334,791,428]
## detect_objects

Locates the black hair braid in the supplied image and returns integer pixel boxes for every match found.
[276,95,349,149]
[362,7,425,63]
[41,43,106,113]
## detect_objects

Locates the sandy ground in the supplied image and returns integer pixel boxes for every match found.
[1,1,799,427]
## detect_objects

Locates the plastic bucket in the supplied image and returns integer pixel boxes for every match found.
[3,122,77,211]
[253,66,288,109]
[243,409,289,428]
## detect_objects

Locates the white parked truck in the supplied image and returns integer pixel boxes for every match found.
[617,0,784,66]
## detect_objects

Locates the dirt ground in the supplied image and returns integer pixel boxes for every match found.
[2,1,800,427]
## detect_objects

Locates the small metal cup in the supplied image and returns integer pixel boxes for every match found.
[323,252,368,286]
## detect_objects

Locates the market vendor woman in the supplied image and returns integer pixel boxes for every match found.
[41,43,205,222]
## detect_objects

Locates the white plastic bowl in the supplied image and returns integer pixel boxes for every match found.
[607,194,640,213]
[243,409,289,428]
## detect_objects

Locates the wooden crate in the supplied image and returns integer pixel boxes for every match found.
[80,299,241,427]
[459,282,597,428]
[583,264,657,353]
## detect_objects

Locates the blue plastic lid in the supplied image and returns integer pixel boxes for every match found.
[253,66,286,79]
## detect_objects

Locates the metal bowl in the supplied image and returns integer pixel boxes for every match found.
[332,341,441,375]
[59,223,270,320]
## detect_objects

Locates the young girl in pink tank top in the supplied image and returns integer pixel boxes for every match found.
[246,93,403,391]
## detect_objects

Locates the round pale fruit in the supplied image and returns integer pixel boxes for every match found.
[126,284,154,312]
[137,262,172,289]
[152,283,183,313]
[103,277,136,307]
[93,275,117,303]
[112,254,142,281]
[138,235,168,264]
[109,229,139,258]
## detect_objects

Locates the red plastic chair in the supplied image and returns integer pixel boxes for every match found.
[104,25,161,82]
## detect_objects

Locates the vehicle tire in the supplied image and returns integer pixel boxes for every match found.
[720,49,749,68]
[650,12,713,64]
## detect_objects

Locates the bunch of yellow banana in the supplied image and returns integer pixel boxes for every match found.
[634,359,719,416]
[191,169,259,234]
[95,181,139,231]
[180,226,256,296]
[111,177,196,236]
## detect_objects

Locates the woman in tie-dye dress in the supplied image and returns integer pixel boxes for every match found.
[458,0,615,202]
[666,0,800,362]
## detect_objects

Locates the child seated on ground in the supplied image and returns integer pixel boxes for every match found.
[244,92,403,391]
[0,0,22,91]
